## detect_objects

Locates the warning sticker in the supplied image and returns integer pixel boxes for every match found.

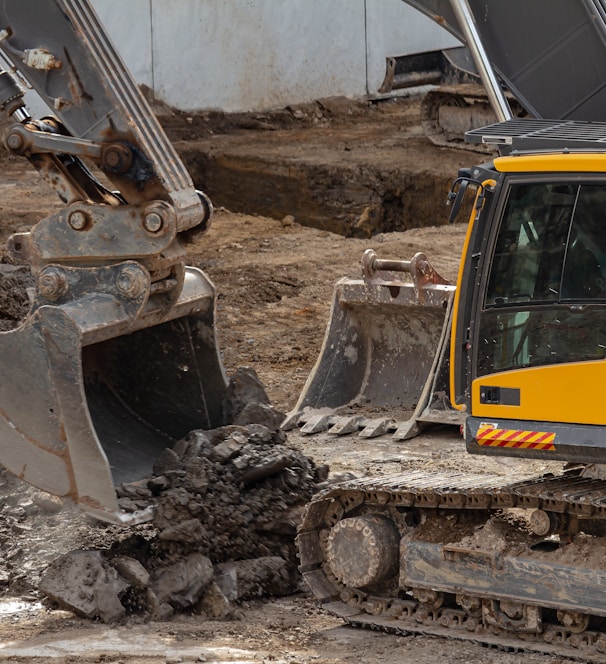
[476,423,556,451]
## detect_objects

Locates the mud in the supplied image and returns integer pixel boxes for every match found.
[0,265,34,330]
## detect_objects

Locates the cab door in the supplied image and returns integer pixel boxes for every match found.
[464,176,606,452]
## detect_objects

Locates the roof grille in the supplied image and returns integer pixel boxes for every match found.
[466,118,606,153]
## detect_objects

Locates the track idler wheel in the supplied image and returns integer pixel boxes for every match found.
[557,610,590,634]
[325,515,400,588]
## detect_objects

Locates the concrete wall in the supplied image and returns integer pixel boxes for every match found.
[91,1,458,112]
[18,2,457,116]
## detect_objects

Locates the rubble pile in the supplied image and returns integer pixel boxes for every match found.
[37,368,329,622]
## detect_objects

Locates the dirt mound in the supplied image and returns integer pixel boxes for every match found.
[38,419,327,622]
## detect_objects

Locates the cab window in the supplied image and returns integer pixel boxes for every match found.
[477,182,606,376]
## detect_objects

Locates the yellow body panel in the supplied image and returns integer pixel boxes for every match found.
[472,361,606,425]
[494,153,606,173]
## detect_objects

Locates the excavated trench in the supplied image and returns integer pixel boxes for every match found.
[164,95,474,237]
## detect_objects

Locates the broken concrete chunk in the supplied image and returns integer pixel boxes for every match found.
[222,367,270,424]
[112,556,150,588]
[234,402,285,431]
[209,433,248,463]
[233,450,293,484]
[39,550,128,622]
[151,553,214,609]
[172,430,211,460]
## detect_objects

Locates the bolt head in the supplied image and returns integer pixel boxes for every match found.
[69,211,88,230]
[143,211,163,233]
[116,265,147,299]
[6,131,23,151]
[38,268,68,301]
[102,143,133,173]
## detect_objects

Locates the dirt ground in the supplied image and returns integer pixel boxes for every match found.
[0,98,578,663]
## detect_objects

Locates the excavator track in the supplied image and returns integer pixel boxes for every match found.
[420,84,526,152]
[297,469,606,661]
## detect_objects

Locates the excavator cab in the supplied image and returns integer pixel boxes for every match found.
[0,1,227,523]
[455,120,606,464]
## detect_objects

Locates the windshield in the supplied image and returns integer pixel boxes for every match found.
[477,181,606,376]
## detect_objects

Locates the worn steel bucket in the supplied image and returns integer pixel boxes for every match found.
[0,263,227,523]
[283,250,464,440]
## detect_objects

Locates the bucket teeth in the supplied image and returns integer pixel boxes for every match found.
[393,420,422,441]
[327,416,365,436]
[359,418,396,438]
[286,253,460,444]
[300,413,333,434]
[285,411,431,439]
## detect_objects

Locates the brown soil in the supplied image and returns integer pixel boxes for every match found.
[0,98,577,664]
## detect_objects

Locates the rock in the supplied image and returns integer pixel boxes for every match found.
[151,553,214,609]
[352,204,383,239]
[153,448,181,475]
[233,449,294,484]
[215,557,295,600]
[244,424,281,445]
[112,556,150,588]
[317,95,363,116]
[147,475,170,494]
[39,550,128,623]
[314,464,330,482]
[116,480,152,499]
[17,499,38,516]
[233,402,285,432]
[209,433,247,463]
[172,430,211,460]
[196,580,232,618]
[328,470,359,484]
[31,492,63,514]
[222,367,270,424]
[117,497,142,512]
[158,518,209,543]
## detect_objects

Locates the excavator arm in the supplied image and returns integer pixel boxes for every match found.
[0,0,227,523]
[0,0,210,270]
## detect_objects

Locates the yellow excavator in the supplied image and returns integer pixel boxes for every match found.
[296,1,606,658]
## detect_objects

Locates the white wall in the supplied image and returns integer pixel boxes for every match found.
[75,1,458,113]
[94,0,154,90]
[150,0,367,112]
